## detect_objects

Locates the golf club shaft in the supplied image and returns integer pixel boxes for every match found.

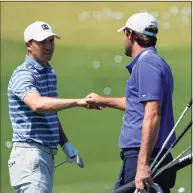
[171,121,192,148]
[172,145,192,163]
[150,99,192,170]
[152,121,192,174]
[55,155,84,168]
[55,160,67,168]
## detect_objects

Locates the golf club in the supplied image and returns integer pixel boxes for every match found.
[55,154,84,168]
[171,145,192,163]
[55,160,67,168]
[151,121,192,174]
[150,98,192,170]
[153,151,192,179]
[112,150,192,193]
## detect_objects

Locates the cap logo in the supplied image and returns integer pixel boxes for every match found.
[41,24,49,30]
[150,21,157,26]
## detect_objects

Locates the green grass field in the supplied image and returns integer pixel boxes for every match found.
[1,2,192,193]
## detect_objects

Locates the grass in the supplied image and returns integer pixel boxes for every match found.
[1,1,192,193]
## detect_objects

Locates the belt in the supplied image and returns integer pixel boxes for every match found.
[13,142,58,156]
[121,148,168,158]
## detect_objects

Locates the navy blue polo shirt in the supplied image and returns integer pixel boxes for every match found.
[119,47,176,150]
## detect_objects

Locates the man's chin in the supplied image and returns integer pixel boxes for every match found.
[44,56,52,62]
[125,52,129,57]
[125,51,131,57]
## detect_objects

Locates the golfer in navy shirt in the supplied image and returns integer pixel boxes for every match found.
[86,12,176,193]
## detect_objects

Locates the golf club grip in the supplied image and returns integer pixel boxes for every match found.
[188,98,192,107]
[154,153,192,178]
[164,154,192,171]
[171,121,192,148]
[112,181,135,193]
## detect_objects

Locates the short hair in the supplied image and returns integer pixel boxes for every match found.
[125,25,158,47]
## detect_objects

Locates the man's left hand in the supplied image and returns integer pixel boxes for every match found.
[62,142,78,163]
[77,98,102,110]
[135,163,153,193]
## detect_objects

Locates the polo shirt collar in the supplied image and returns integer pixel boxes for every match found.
[25,55,52,71]
[126,47,157,74]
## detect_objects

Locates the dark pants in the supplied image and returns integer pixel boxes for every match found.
[114,148,176,193]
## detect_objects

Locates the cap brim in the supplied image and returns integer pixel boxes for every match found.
[33,32,61,41]
[53,34,60,39]
[117,26,126,32]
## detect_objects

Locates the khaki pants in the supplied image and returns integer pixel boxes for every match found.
[8,142,57,193]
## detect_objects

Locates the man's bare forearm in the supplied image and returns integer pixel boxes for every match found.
[138,102,161,165]
[138,114,160,164]
[35,97,81,112]
[23,92,86,113]
[102,97,126,111]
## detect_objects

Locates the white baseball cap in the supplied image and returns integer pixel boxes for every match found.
[117,12,158,37]
[24,21,60,42]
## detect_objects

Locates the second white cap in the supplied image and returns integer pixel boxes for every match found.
[117,12,158,37]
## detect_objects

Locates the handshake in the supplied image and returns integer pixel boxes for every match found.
[77,93,106,110]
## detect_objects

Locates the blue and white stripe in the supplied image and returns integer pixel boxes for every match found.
[8,55,60,149]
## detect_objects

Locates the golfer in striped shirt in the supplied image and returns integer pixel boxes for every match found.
[8,21,89,193]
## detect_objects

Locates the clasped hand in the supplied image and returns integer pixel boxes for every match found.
[78,93,105,110]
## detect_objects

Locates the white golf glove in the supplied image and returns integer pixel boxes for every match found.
[62,141,78,163]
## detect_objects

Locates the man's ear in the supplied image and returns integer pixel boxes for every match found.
[125,29,130,37]
[126,29,133,40]
[25,42,31,51]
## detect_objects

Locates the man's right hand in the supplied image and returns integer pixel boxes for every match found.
[77,97,102,110]
[85,93,106,107]
[86,94,126,111]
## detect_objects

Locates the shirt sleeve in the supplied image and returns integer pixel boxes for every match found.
[138,61,163,102]
[11,69,39,101]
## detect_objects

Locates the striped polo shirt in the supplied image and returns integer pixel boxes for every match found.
[8,55,60,149]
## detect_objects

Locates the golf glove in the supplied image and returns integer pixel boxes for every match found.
[62,142,78,163]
